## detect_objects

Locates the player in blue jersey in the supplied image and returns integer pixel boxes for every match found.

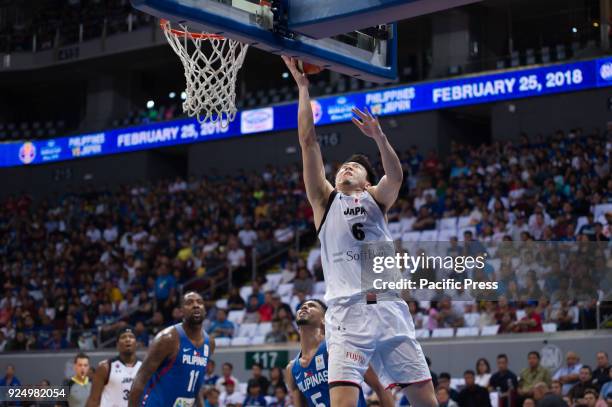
[286,299,394,407]
[128,291,215,407]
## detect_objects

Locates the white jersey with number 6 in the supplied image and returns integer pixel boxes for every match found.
[318,190,397,305]
[101,358,142,407]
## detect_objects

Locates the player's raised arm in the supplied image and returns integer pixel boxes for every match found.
[285,361,306,407]
[281,56,333,226]
[128,328,176,407]
[351,107,403,211]
[364,365,395,407]
[85,360,109,407]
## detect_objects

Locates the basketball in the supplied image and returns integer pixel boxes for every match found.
[296,60,324,75]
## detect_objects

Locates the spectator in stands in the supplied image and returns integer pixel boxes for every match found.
[258,292,275,322]
[292,267,314,296]
[243,379,267,407]
[216,363,240,394]
[249,363,271,395]
[532,382,568,407]
[436,297,465,328]
[578,389,600,407]
[568,366,598,402]
[243,295,262,324]
[522,398,535,407]
[489,354,518,402]
[204,387,220,407]
[554,351,583,395]
[475,358,492,388]
[592,352,610,388]
[412,206,436,231]
[227,287,246,311]
[208,309,235,338]
[219,379,244,406]
[265,319,288,344]
[269,384,289,407]
[436,387,458,407]
[274,222,294,244]
[0,364,21,387]
[457,370,491,407]
[267,367,285,397]
[239,222,258,248]
[438,372,459,402]
[204,360,220,387]
[518,351,552,399]
[599,368,612,401]
[551,380,563,396]
[513,302,543,333]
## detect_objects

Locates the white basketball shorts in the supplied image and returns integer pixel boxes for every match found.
[325,299,431,388]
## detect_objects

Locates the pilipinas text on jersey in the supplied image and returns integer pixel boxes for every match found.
[141,324,210,407]
[291,341,366,407]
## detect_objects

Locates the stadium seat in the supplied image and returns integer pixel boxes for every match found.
[215,337,231,347]
[251,336,266,345]
[542,323,558,333]
[239,383,248,394]
[439,217,458,230]
[594,204,612,220]
[456,327,479,337]
[541,46,551,63]
[400,217,415,232]
[420,230,438,241]
[438,229,457,241]
[265,396,275,405]
[277,283,293,297]
[256,322,272,336]
[463,313,480,328]
[237,323,258,338]
[388,222,402,239]
[216,299,228,309]
[240,286,253,302]
[515,310,526,321]
[481,325,500,336]
[457,216,472,229]
[556,44,566,60]
[314,281,326,295]
[230,337,251,346]
[415,329,430,339]
[431,328,454,338]
[228,310,245,325]
[264,273,283,291]
[402,231,421,242]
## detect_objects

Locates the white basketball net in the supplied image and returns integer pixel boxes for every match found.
[161,20,248,127]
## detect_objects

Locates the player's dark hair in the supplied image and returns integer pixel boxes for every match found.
[74,352,89,363]
[581,365,592,372]
[223,362,233,370]
[209,359,216,366]
[252,362,263,370]
[528,351,540,360]
[311,299,328,313]
[497,354,508,361]
[464,370,475,376]
[343,154,378,185]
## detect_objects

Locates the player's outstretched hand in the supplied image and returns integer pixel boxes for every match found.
[281,55,309,89]
[351,107,384,140]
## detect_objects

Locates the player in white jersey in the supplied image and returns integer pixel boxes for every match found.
[282,56,437,407]
[86,327,142,407]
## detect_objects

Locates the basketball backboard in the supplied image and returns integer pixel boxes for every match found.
[132,0,480,83]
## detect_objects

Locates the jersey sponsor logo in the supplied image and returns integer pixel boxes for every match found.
[344,207,367,216]
[296,370,328,393]
[345,351,366,365]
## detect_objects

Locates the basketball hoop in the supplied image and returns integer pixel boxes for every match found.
[160,19,248,127]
